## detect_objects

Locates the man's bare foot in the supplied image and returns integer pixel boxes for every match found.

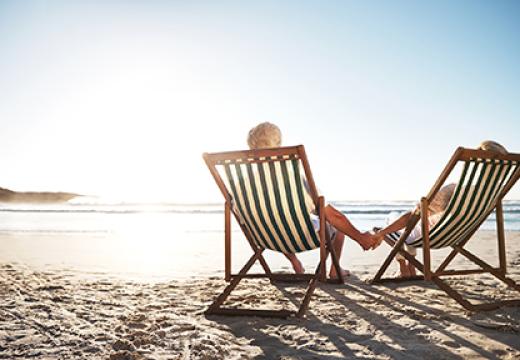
[291,259,305,274]
[329,267,351,280]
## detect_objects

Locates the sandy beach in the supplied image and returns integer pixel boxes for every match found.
[1,230,519,359]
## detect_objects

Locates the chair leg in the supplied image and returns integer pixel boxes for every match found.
[371,243,478,310]
[436,232,475,274]
[371,238,404,283]
[436,247,459,273]
[431,275,520,311]
[296,254,334,317]
[206,250,264,314]
[373,224,520,311]
[392,244,520,311]
[496,201,506,275]
[372,215,420,283]
[241,225,272,276]
[296,272,320,317]
[455,246,520,292]
[430,276,477,311]
[374,245,426,283]
[401,249,425,274]
[372,237,414,283]
[206,249,326,318]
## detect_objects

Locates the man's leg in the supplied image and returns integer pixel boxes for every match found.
[284,253,304,274]
[328,231,350,279]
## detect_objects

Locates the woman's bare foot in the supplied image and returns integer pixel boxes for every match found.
[398,259,410,277]
[407,262,416,277]
[329,267,351,280]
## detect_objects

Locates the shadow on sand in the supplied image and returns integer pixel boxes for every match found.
[206,273,520,359]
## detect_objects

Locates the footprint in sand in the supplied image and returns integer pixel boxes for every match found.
[442,340,461,349]
[112,339,136,352]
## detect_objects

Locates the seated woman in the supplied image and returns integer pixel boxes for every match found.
[247,122,381,279]
[374,140,508,277]
[375,184,456,277]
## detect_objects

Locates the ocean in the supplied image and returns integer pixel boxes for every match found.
[1,200,519,233]
[1,200,519,280]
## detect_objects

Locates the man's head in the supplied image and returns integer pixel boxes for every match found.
[247,122,282,149]
[479,140,507,154]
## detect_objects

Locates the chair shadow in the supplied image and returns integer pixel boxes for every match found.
[279,279,467,359]
[206,270,520,360]
[363,275,520,352]
[205,283,444,359]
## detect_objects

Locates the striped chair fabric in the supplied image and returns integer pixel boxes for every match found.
[407,158,520,249]
[386,231,402,243]
[218,155,320,254]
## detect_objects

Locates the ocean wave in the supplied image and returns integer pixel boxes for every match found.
[1,205,519,215]
[0,229,109,234]
[0,208,224,215]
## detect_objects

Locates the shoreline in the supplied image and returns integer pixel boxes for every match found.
[1,229,519,282]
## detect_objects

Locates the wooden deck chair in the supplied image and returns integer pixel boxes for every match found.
[203,145,343,318]
[371,147,520,311]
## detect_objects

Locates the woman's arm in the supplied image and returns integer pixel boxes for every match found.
[379,211,414,235]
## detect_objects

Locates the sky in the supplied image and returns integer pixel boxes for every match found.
[1,0,519,202]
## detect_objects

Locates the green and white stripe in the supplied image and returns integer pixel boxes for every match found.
[408,158,519,249]
[221,157,320,253]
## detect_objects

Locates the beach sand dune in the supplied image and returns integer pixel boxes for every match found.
[1,238,520,360]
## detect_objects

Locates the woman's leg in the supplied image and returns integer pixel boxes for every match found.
[395,243,418,277]
[407,261,417,276]
[397,259,411,277]
[405,244,417,277]
[324,205,378,250]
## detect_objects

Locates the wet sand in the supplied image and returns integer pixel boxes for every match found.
[1,230,520,359]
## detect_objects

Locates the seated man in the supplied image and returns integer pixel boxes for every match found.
[247,122,381,279]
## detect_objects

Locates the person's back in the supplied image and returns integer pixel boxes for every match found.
[246,122,306,273]
[246,122,380,279]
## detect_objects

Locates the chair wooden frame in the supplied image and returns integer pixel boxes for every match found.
[372,147,520,311]
[203,145,343,318]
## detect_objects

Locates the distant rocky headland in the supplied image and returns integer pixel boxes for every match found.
[0,187,80,203]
